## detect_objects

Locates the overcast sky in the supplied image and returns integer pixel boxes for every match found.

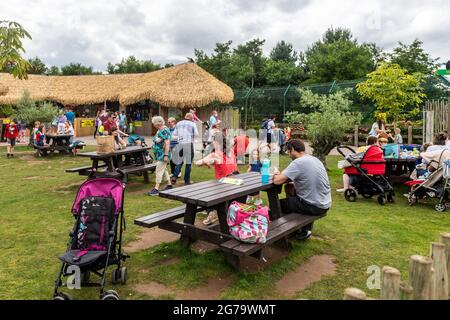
[3,0,449,72]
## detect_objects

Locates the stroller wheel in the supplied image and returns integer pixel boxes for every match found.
[344,189,357,202]
[435,204,447,213]
[53,292,72,300]
[101,292,120,300]
[387,193,395,203]
[377,195,387,206]
[119,267,128,284]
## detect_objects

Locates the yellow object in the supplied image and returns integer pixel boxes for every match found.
[134,121,143,127]
[80,119,95,127]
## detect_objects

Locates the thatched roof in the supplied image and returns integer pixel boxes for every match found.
[0,63,234,108]
[0,83,7,96]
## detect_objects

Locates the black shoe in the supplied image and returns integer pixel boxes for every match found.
[6,154,10,158]
[293,230,312,241]
[10,154,14,158]
[163,185,173,191]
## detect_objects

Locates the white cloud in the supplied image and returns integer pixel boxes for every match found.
[3,0,449,72]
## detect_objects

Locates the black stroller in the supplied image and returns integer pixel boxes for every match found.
[337,146,395,205]
[53,174,129,300]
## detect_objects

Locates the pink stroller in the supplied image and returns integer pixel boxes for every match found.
[53,177,129,300]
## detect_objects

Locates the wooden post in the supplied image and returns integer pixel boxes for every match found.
[408,126,413,144]
[409,255,434,300]
[343,288,367,300]
[400,281,414,300]
[354,125,359,147]
[439,232,450,297]
[430,242,449,300]
[381,266,401,300]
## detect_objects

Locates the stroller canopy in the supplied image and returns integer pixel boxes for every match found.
[345,145,386,175]
[71,178,124,215]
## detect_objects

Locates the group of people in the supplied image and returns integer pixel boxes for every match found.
[145,109,331,238]
[94,110,128,139]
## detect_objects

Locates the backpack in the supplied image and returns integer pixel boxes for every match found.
[75,196,115,259]
[260,119,270,130]
[227,201,270,244]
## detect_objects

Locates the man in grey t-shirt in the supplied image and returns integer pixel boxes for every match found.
[273,139,331,240]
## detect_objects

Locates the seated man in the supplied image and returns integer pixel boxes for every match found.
[273,139,332,240]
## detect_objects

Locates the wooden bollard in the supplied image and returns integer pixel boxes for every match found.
[381,266,401,300]
[400,281,414,300]
[344,288,367,300]
[430,242,449,300]
[409,255,434,300]
[439,233,450,296]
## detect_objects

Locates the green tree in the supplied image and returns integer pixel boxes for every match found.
[304,27,376,83]
[356,63,426,125]
[195,41,253,89]
[13,90,58,143]
[106,56,161,74]
[61,63,96,75]
[28,56,47,74]
[389,39,440,74]
[234,38,267,88]
[270,40,298,63]
[0,20,32,79]
[47,66,61,75]
[285,89,361,167]
[263,59,305,86]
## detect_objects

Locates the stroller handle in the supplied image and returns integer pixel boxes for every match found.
[337,145,356,157]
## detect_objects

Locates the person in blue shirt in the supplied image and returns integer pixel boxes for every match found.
[246,149,263,205]
[65,108,75,127]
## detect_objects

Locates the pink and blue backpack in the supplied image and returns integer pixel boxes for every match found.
[227,201,270,244]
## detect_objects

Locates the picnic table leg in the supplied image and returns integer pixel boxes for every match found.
[267,187,291,251]
[216,202,230,234]
[180,203,198,248]
[140,152,150,184]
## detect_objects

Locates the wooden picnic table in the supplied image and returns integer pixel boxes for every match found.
[34,133,77,156]
[67,145,156,183]
[135,172,325,270]
[385,157,418,179]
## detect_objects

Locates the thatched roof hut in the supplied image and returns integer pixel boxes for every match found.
[0,83,8,96]
[0,63,233,107]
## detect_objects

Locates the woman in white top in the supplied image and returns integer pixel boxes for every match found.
[368,119,386,137]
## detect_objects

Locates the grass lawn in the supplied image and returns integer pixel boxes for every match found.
[1,145,449,300]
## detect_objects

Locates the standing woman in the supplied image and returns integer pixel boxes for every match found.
[94,110,101,139]
[148,116,173,196]
[4,119,19,158]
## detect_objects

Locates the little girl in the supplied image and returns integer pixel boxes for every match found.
[4,119,19,158]
[246,149,263,205]
[196,131,239,225]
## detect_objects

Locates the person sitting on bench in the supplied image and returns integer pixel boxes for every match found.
[273,139,331,240]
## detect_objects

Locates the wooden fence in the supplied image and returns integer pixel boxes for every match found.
[423,100,450,144]
[344,232,450,300]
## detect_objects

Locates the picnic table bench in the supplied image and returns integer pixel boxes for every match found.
[66,146,156,183]
[134,172,326,270]
[33,133,83,156]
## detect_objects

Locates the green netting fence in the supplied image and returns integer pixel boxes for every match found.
[232,76,450,129]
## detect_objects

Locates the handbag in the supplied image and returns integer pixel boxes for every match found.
[227,201,270,244]
[96,135,116,153]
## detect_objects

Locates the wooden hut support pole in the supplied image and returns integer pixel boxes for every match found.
[440,232,450,297]
[430,242,448,300]
[381,266,401,300]
[408,126,413,144]
[343,288,367,300]
[409,255,434,300]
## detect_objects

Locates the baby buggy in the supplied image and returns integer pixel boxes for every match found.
[338,145,395,205]
[406,152,450,212]
[53,174,129,300]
